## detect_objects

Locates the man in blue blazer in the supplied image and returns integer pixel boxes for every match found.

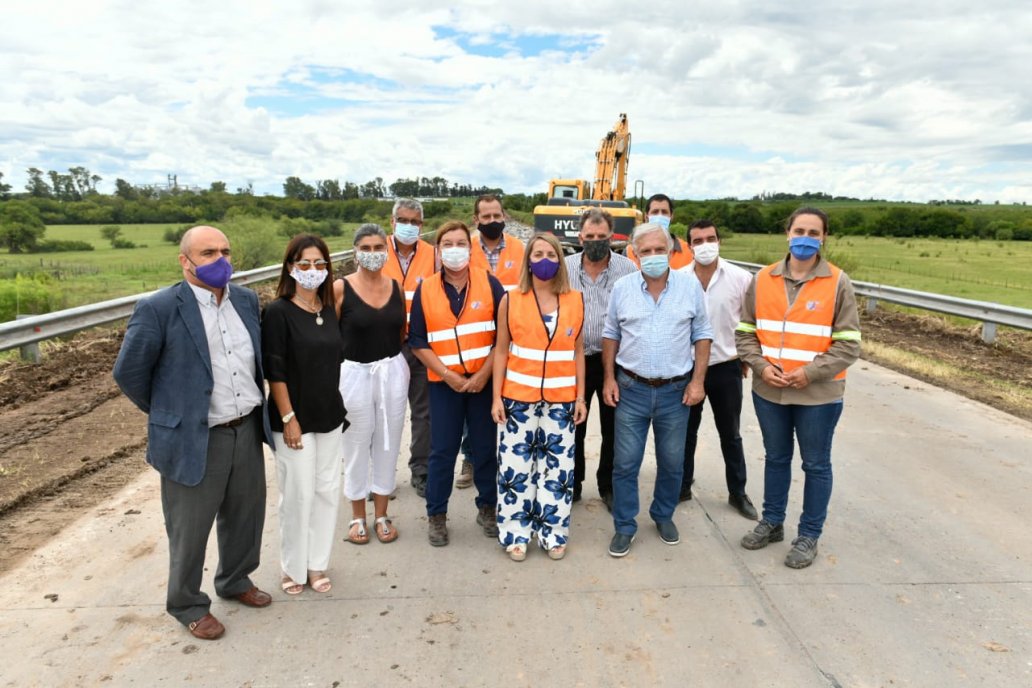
[114,225,274,640]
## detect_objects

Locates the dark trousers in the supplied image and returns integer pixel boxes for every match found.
[574,352,616,496]
[403,344,431,478]
[683,359,748,496]
[160,410,266,626]
[425,382,497,516]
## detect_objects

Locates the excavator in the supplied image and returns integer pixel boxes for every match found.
[532,113,644,248]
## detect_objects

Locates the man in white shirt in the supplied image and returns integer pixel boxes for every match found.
[678,220,758,520]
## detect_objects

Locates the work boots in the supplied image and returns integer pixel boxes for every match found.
[428,513,448,547]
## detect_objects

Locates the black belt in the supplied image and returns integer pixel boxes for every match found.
[621,369,690,388]
[214,409,256,429]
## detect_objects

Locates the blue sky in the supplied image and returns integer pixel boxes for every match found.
[1,1,1030,202]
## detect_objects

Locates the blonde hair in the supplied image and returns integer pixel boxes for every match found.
[435,220,470,245]
[518,233,570,295]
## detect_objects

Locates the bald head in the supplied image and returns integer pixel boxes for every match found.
[180,225,228,256]
[178,225,232,291]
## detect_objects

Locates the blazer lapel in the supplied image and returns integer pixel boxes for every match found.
[229,284,262,355]
[177,281,213,375]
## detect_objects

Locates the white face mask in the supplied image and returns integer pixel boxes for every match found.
[291,267,328,290]
[440,246,470,270]
[692,242,719,266]
[356,250,388,272]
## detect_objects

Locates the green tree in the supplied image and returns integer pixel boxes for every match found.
[0,171,11,199]
[100,225,123,244]
[283,176,315,200]
[0,201,46,253]
[114,178,137,200]
[728,203,764,233]
[209,181,227,193]
[25,167,51,197]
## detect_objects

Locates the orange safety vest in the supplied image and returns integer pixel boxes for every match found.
[383,238,436,321]
[471,237,525,291]
[502,290,583,403]
[419,268,497,382]
[626,237,694,270]
[753,262,846,381]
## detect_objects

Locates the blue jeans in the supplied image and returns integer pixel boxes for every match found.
[612,371,690,535]
[425,383,497,516]
[752,393,843,539]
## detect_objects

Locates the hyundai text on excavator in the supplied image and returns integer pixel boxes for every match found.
[533,113,644,248]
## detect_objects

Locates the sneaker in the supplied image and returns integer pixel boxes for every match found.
[608,532,635,558]
[729,493,758,520]
[455,460,473,489]
[740,520,784,550]
[410,474,427,499]
[476,505,499,538]
[427,513,448,547]
[655,520,680,545]
[785,536,819,569]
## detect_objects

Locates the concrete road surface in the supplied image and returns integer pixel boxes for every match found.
[1,361,1029,687]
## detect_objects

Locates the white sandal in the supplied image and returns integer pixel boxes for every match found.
[506,543,527,562]
[346,518,369,545]
[374,516,399,543]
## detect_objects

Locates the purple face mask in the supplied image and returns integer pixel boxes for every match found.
[529,258,560,281]
[190,255,233,289]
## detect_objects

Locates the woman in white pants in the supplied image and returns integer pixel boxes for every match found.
[335,224,409,544]
[262,234,347,595]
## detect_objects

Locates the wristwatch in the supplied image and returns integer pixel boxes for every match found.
[281,411,296,424]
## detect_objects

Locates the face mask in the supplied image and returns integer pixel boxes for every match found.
[291,267,328,291]
[478,221,505,241]
[788,236,822,260]
[692,242,719,266]
[640,254,669,278]
[440,246,470,270]
[529,258,561,281]
[356,250,388,272]
[648,215,671,231]
[189,255,233,289]
[394,222,420,245]
[581,239,610,262]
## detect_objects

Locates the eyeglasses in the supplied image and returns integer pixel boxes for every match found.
[395,216,424,227]
[294,260,328,270]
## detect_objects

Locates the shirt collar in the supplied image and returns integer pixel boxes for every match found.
[480,235,505,253]
[770,254,831,279]
[187,280,229,307]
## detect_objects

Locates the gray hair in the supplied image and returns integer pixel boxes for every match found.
[578,208,614,233]
[392,198,423,218]
[353,223,388,246]
[631,222,674,252]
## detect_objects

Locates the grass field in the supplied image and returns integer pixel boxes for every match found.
[719,233,1032,309]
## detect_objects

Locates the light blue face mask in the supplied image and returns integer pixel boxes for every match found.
[394,222,420,245]
[648,215,671,231]
[640,253,670,277]
[789,235,822,260]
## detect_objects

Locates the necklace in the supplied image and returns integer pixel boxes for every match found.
[293,294,324,325]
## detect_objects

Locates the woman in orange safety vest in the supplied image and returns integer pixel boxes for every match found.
[491,232,587,562]
[734,207,862,570]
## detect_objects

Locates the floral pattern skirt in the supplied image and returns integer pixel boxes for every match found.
[497,398,575,550]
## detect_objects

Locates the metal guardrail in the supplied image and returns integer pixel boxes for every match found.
[728,260,1032,344]
[0,249,355,355]
[2,251,1029,355]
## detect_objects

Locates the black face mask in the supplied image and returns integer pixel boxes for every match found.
[582,239,610,262]
[478,221,505,240]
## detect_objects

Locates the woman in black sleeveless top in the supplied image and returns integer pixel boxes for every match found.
[334,223,409,545]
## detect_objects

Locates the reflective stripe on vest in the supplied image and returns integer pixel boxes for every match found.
[753,262,847,381]
[502,290,583,403]
[419,268,497,382]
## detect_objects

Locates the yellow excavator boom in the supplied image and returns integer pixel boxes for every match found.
[593,113,631,201]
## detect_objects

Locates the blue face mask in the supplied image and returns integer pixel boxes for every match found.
[639,254,670,278]
[394,222,420,246]
[788,236,822,260]
[648,215,671,231]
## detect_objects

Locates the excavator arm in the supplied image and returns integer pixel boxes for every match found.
[593,113,631,201]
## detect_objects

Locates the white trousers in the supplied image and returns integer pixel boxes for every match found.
[273,425,344,584]
[340,353,410,501]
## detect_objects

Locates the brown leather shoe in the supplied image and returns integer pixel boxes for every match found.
[233,586,272,608]
[188,613,225,640]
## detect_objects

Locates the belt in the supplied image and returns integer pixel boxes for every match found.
[214,409,255,429]
[621,369,690,388]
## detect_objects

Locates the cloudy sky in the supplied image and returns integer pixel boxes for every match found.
[2,1,1030,202]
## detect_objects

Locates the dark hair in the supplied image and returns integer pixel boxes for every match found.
[688,219,720,241]
[785,206,829,235]
[435,220,470,245]
[578,207,614,232]
[275,234,334,306]
[473,194,504,217]
[645,193,674,216]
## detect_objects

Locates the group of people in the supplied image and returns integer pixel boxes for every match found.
[113,193,860,640]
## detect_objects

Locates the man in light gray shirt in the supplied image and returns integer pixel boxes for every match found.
[563,208,638,508]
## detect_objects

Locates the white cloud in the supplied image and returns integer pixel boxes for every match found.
[1,0,1029,202]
